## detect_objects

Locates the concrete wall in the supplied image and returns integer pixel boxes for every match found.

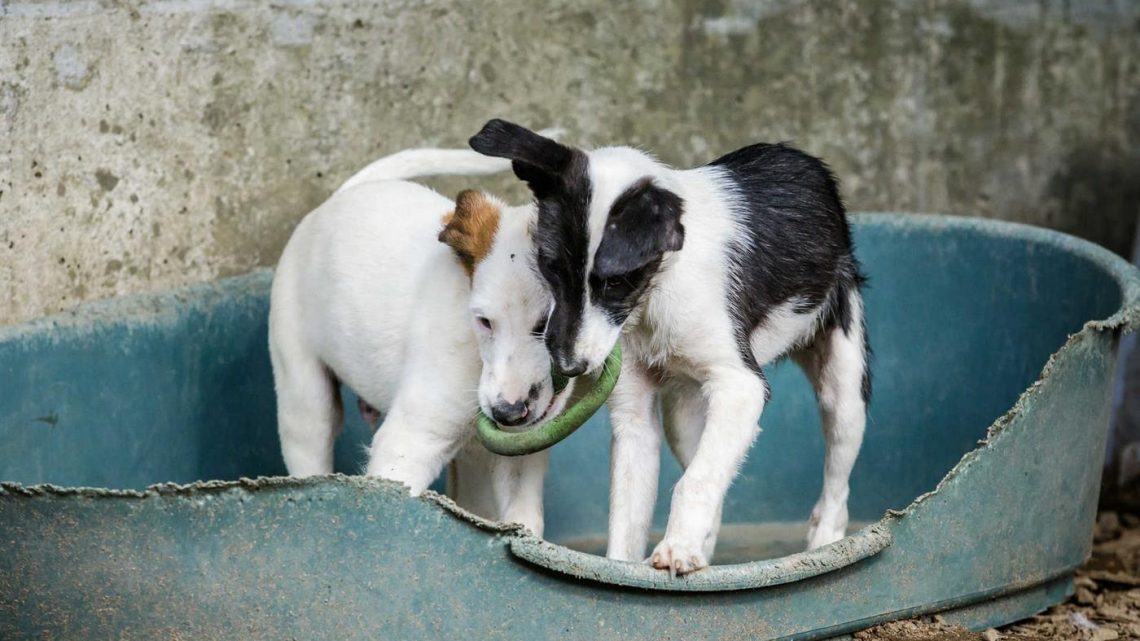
[2,0,1138,325]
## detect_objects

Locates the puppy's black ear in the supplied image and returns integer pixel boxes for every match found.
[593,178,685,278]
[469,119,574,176]
[511,159,560,196]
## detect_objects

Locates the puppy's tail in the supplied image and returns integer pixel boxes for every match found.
[335,127,565,195]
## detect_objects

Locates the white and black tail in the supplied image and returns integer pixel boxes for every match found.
[335,128,565,194]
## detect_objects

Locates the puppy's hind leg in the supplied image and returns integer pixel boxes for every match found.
[271,349,344,478]
[793,289,869,550]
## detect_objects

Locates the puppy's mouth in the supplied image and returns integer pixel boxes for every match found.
[527,383,573,427]
[585,359,607,377]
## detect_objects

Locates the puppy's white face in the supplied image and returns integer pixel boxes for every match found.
[440,192,575,428]
[468,121,685,377]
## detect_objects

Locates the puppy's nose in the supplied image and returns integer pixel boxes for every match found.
[490,400,530,426]
[556,359,588,378]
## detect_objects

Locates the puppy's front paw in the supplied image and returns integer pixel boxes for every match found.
[806,501,847,550]
[649,538,708,577]
[806,522,845,550]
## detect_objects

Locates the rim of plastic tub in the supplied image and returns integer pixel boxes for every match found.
[856,213,1140,327]
[3,213,1138,594]
[506,213,1140,590]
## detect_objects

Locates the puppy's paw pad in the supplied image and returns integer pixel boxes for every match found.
[649,539,708,576]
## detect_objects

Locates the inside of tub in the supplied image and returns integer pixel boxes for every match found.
[0,219,1127,570]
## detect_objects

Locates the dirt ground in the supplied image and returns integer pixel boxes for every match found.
[854,511,1140,641]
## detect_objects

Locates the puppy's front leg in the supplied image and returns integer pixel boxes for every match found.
[651,366,766,575]
[606,359,662,562]
[365,376,472,495]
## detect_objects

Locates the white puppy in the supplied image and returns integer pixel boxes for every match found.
[269,143,574,535]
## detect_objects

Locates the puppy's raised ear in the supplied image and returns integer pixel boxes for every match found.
[593,178,685,278]
[439,190,501,277]
[469,119,579,196]
[469,119,573,173]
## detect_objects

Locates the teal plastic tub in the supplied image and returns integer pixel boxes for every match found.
[2,214,1137,640]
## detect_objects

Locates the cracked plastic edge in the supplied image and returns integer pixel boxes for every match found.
[0,474,525,536]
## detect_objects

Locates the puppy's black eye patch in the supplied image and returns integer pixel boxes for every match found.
[587,264,655,325]
[589,269,643,301]
[592,178,684,279]
[592,270,638,298]
[530,318,548,338]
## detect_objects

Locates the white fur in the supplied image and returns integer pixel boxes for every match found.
[573,156,868,573]
[269,146,569,536]
[792,291,868,550]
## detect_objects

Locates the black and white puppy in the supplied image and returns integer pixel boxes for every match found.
[470,120,870,575]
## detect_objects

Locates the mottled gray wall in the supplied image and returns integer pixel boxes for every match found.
[2,0,1138,325]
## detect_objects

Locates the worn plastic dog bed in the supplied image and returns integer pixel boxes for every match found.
[2,214,1137,641]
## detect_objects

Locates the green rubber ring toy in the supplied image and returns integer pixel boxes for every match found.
[476,343,622,456]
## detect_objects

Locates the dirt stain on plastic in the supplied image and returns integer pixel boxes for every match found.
[33,413,59,428]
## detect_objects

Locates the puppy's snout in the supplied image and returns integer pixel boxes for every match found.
[490,399,530,426]
[555,358,588,378]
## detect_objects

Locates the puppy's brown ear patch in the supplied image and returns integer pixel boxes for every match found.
[438,190,501,277]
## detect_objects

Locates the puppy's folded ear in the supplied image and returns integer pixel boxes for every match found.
[439,190,502,277]
[593,178,685,278]
[469,119,576,180]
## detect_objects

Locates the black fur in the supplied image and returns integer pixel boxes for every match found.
[591,178,685,324]
[531,152,593,374]
[469,119,574,176]
[862,328,873,402]
[711,143,869,400]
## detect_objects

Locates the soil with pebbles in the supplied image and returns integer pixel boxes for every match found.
[854,511,1140,641]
